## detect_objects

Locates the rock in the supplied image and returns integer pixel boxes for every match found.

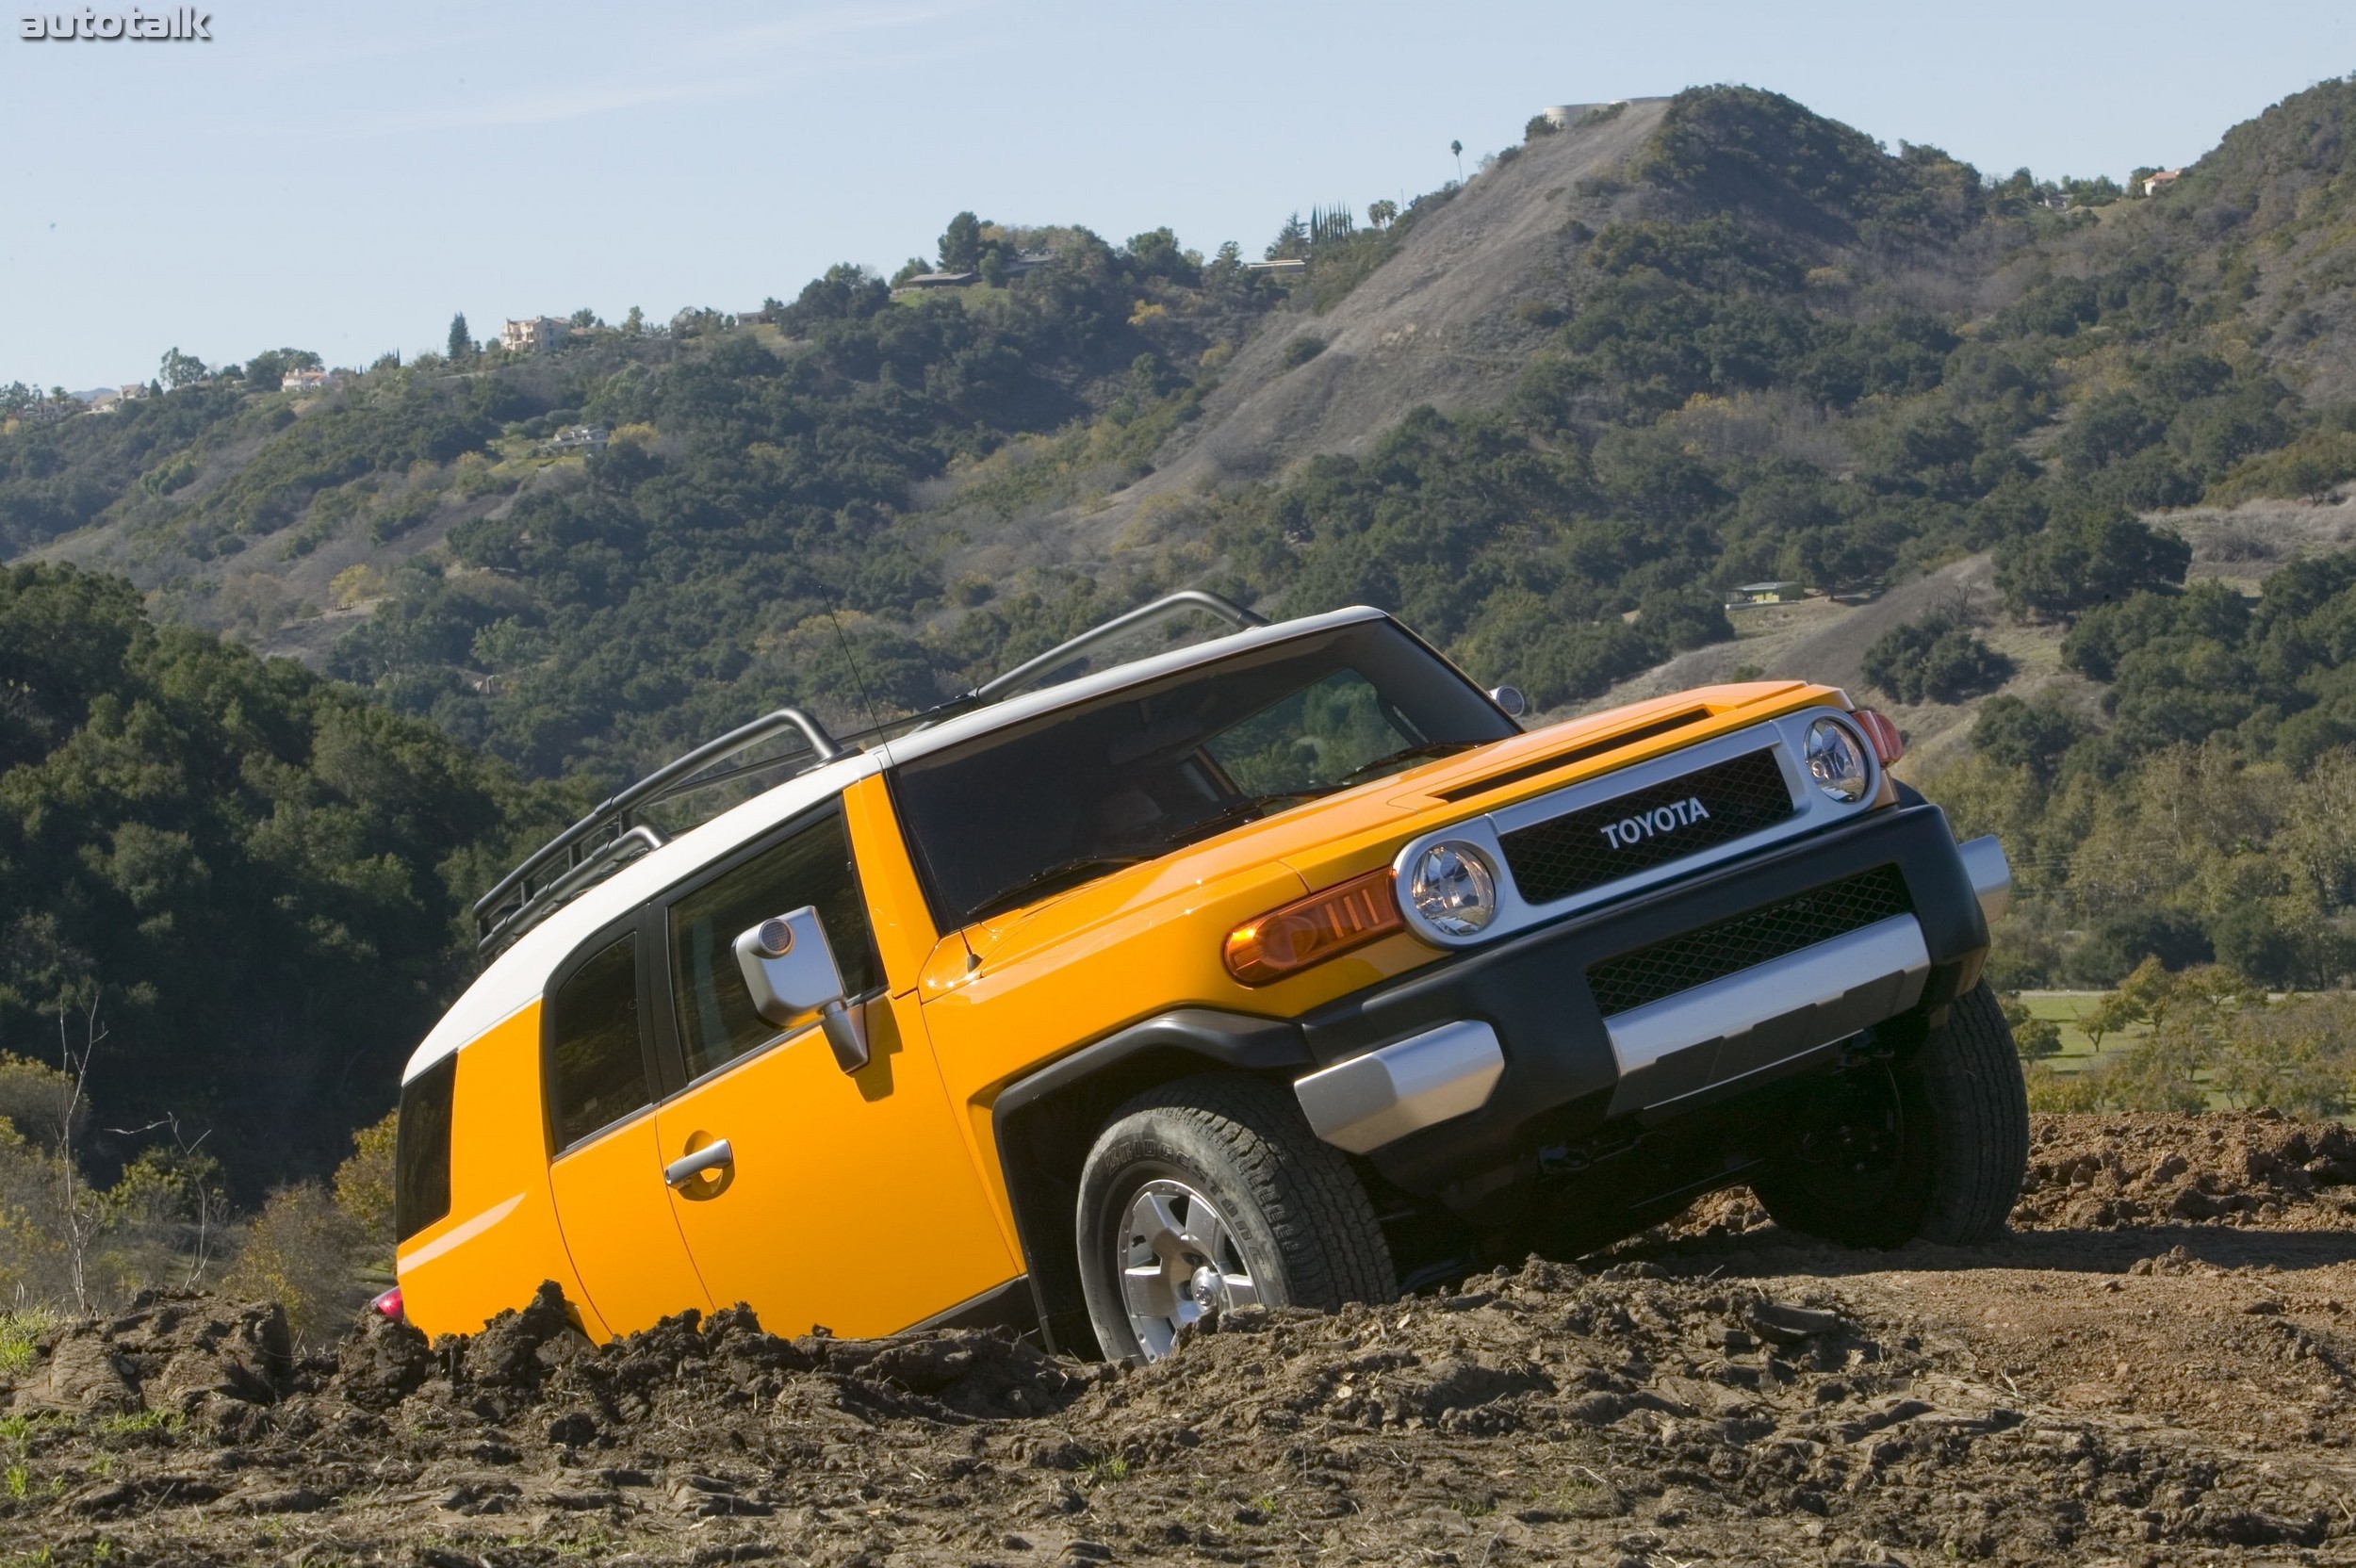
[1744,1299,1844,1345]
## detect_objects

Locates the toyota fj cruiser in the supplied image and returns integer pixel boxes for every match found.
[391,593,2023,1361]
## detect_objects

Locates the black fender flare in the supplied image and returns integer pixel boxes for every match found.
[989,1008,1308,1354]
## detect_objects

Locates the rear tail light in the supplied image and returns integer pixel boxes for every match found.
[371,1286,405,1321]
[1224,869,1403,985]
[1851,709,1904,766]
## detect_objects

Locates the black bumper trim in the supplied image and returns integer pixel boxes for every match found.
[1296,804,1988,1207]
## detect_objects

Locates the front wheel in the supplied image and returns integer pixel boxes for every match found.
[1752,981,2028,1248]
[1076,1076,1397,1362]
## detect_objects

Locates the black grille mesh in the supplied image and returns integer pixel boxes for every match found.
[1499,748,1794,906]
[1585,864,1913,1018]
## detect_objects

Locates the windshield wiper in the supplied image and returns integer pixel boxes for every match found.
[1332,740,1480,786]
[968,856,1149,923]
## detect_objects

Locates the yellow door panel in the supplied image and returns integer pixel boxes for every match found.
[654,991,1017,1337]
[396,1004,597,1340]
[548,1110,712,1335]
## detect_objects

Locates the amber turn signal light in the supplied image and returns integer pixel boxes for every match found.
[1851,709,1904,766]
[1224,869,1404,985]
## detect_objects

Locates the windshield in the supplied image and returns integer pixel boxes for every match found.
[891,620,1517,927]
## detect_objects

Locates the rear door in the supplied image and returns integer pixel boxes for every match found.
[649,801,1017,1337]
[543,918,712,1335]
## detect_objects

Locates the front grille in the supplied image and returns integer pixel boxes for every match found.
[1498,748,1795,906]
[1585,864,1913,1018]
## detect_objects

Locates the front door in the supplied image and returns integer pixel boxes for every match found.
[541,925,712,1336]
[650,805,1017,1337]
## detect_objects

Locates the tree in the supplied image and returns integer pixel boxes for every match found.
[1451,139,1464,180]
[1994,508,2191,620]
[1367,200,1399,231]
[1267,213,1309,261]
[1972,692,2085,784]
[939,210,985,272]
[568,307,600,329]
[622,304,645,336]
[1860,614,2013,704]
[446,312,471,359]
[158,346,206,389]
[1997,994,2061,1060]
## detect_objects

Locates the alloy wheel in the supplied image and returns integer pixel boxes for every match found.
[1115,1178,1260,1360]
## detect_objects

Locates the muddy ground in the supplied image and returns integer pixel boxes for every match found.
[10,1112,2356,1567]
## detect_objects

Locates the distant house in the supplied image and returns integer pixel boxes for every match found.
[1727,580,1801,607]
[2141,169,2184,197]
[281,368,330,393]
[1006,250,1057,277]
[1242,258,1308,273]
[501,316,571,353]
[88,390,124,414]
[12,400,74,425]
[548,424,608,454]
[896,270,978,290]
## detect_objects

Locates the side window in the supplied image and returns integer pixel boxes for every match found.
[670,808,881,1081]
[395,1054,456,1242]
[546,934,649,1151]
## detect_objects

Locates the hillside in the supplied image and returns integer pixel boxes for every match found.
[14,77,2356,1194]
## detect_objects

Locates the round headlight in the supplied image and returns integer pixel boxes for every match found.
[1407,841,1498,937]
[1806,717,1871,803]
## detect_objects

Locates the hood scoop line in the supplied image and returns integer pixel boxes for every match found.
[1433,710,1710,803]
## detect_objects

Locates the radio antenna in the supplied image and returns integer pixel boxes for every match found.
[826,608,886,740]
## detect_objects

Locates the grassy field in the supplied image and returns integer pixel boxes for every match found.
[2015,989,2148,1075]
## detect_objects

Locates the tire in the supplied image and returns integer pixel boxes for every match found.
[1752,981,2028,1248]
[1075,1075,1397,1362]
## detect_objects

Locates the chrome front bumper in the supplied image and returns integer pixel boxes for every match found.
[1293,1020,1505,1153]
[1293,834,2016,1151]
[1602,912,1929,1115]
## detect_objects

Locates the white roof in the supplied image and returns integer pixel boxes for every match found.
[400,604,1395,1083]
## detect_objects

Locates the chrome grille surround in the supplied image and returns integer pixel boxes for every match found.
[1389,708,1882,948]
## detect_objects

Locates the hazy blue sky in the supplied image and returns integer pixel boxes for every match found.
[4,1,2349,390]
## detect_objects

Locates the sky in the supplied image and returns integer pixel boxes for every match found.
[3,0,2350,391]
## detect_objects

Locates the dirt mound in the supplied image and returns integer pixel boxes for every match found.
[1658,1111,2356,1250]
[2014,1111,2356,1232]
[14,1119,2356,1563]
[4,1253,2354,1564]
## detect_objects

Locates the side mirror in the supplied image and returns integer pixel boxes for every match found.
[732,906,869,1073]
[1489,685,1527,719]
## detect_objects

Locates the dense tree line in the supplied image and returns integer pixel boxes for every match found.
[0,564,562,1197]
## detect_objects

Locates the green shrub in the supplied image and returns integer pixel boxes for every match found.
[1860,614,2012,704]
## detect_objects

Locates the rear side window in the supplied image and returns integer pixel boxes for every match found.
[395,1054,456,1243]
[670,809,881,1081]
[546,934,649,1151]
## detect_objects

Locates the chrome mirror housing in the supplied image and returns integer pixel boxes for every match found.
[732,906,868,1072]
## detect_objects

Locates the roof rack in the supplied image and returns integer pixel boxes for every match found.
[468,591,1267,958]
[973,589,1266,703]
[472,707,840,956]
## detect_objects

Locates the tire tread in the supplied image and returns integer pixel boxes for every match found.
[1917,981,2031,1244]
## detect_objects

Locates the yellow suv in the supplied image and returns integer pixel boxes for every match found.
[391,594,2023,1360]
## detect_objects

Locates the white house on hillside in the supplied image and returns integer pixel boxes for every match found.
[501,317,571,353]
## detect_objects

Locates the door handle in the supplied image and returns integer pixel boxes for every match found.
[664,1138,734,1188]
